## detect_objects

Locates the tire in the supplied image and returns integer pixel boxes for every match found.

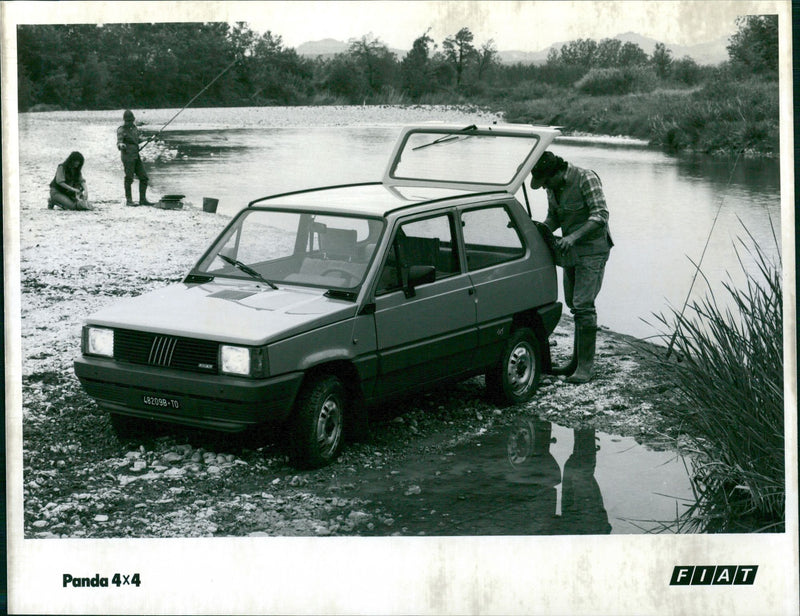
[486,327,541,404]
[289,375,346,469]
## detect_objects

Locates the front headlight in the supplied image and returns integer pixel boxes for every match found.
[85,326,114,357]
[220,345,268,377]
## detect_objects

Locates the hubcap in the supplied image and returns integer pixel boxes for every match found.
[507,342,534,396]
[316,394,343,457]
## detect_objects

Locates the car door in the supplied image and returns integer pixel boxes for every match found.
[371,210,477,398]
[460,202,545,363]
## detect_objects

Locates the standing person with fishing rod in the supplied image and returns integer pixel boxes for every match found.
[116,53,245,208]
[530,151,613,384]
[117,109,154,207]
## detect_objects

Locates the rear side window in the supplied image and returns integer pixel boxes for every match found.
[461,205,525,271]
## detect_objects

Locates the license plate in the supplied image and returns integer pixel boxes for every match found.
[142,395,181,410]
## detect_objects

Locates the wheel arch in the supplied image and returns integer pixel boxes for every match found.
[296,359,369,440]
[511,308,555,373]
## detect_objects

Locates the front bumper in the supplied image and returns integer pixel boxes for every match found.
[74,356,304,432]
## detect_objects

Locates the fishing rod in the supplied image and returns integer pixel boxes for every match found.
[138,52,245,152]
[665,148,744,360]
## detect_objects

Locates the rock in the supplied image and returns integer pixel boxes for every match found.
[249,531,269,537]
[190,452,202,463]
[404,485,421,496]
[162,452,183,463]
[207,465,221,474]
[164,467,186,477]
[94,514,109,522]
[132,460,146,472]
[32,520,48,528]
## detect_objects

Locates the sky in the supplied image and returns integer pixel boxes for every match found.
[232,0,777,51]
[6,1,784,52]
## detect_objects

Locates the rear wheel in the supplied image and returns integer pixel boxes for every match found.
[290,375,346,468]
[486,327,541,404]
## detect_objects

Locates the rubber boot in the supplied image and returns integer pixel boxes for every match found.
[550,327,578,376]
[139,183,155,206]
[125,181,136,206]
[566,323,596,384]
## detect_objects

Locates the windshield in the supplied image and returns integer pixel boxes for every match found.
[196,208,385,290]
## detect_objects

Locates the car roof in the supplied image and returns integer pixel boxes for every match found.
[248,182,508,218]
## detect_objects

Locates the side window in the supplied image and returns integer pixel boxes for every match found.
[461,205,525,271]
[375,213,460,295]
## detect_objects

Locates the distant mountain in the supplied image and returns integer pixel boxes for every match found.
[295,31,730,66]
[296,38,349,57]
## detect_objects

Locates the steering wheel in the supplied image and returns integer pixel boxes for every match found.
[321,268,356,284]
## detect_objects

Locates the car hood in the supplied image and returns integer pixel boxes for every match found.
[85,280,358,345]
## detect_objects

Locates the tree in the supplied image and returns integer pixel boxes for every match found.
[475,39,498,80]
[558,38,598,67]
[443,27,477,86]
[595,38,622,68]
[727,14,779,76]
[348,35,397,95]
[251,30,312,103]
[651,42,673,78]
[617,41,649,67]
[401,31,435,99]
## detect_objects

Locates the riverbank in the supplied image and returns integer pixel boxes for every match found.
[15,191,689,538]
[494,78,779,157]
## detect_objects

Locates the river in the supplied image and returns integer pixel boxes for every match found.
[17,106,782,340]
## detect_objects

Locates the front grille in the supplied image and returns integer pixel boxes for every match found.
[114,328,219,374]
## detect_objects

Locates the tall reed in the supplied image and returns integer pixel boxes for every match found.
[645,227,784,532]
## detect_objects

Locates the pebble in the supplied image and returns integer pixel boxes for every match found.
[132,461,146,472]
[404,485,422,496]
[32,520,48,528]
[163,453,183,463]
[207,465,221,474]
[93,514,109,522]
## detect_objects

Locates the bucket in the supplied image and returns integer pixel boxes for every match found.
[203,197,219,213]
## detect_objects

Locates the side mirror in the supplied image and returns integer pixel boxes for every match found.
[403,265,436,298]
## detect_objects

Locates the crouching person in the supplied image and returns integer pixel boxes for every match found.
[529,152,613,384]
[48,151,91,210]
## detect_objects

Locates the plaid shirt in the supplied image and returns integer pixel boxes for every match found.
[546,163,612,254]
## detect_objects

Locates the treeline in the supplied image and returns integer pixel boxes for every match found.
[17,17,778,154]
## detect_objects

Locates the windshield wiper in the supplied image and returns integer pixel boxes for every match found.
[218,254,279,290]
[412,124,478,151]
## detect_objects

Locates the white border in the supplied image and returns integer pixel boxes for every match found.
[3,2,798,614]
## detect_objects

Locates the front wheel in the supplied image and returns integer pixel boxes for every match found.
[486,327,541,404]
[289,375,346,468]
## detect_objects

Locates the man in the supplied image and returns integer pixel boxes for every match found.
[116,110,154,206]
[530,151,613,384]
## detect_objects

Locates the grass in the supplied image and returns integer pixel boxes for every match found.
[643,225,784,532]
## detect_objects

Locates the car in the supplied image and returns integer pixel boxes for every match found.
[74,123,563,468]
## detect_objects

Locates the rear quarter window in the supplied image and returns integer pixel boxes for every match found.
[461,204,525,271]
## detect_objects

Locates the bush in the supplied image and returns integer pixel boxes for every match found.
[645,229,784,532]
[575,66,657,96]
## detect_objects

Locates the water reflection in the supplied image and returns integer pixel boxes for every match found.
[349,418,692,535]
[507,420,611,535]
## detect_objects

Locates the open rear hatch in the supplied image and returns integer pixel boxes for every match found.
[383,124,561,194]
